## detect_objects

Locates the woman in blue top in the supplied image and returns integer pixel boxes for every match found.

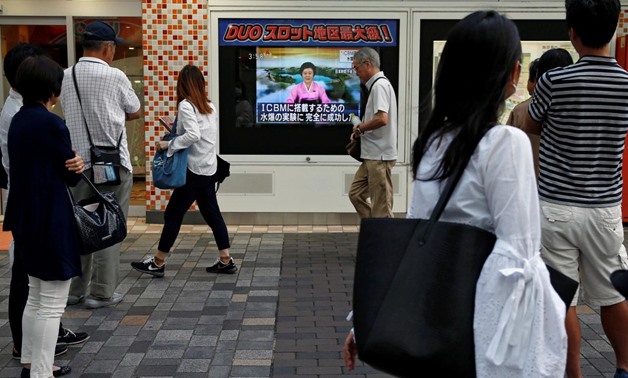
[4,55,85,378]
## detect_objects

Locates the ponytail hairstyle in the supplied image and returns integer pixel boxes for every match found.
[412,11,522,180]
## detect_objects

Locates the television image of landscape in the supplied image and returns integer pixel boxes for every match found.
[254,47,361,125]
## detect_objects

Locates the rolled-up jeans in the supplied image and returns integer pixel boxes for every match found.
[22,276,70,378]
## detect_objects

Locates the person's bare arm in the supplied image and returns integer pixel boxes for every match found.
[126,109,141,121]
[353,111,388,139]
[524,111,542,136]
[343,331,357,371]
[360,111,388,132]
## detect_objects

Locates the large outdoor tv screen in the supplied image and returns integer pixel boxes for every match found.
[217,18,399,155]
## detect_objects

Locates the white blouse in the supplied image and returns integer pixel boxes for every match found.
[167,99,218,177]
[408,125,567,377]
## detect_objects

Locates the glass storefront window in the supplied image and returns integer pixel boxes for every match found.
[0,18,144,210]
[1,24,68,101]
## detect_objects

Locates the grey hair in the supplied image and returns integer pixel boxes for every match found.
[353,47,380,68]
[82,39,108,52]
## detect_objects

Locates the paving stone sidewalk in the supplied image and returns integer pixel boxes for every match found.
[0,230,619,377]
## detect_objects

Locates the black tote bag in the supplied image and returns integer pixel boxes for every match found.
[353,136,495,377]
[354,218,495,377]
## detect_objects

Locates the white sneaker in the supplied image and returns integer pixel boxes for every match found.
[84,292,123,309]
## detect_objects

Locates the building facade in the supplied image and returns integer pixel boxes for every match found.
[0,0,626,224]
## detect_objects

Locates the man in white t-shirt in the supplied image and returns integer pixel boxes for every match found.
[61,21,141,309]
[348,47,398,219]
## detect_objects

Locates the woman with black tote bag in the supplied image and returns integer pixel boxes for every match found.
[344,11,567,377]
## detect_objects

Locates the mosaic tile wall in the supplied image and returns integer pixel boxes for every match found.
[142,0,207,211]
[620,10,628,36]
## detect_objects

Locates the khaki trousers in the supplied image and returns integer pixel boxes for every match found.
[349,159,395,219]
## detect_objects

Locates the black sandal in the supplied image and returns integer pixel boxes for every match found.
[21,365,71,377]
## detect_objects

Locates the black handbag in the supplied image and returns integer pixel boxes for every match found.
[611,269,628,298]
[90,141,122,185]
[68,173,127,255]
[353,137,495,377]
[547,264,579,308]
[215,155,230,192]
[345,138,362,162]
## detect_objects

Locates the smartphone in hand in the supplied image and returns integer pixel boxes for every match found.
[159,116,174,132]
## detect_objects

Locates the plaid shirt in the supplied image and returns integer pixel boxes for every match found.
[60,57,140,172]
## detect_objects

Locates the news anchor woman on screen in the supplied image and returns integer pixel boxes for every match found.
[286,62,331,104]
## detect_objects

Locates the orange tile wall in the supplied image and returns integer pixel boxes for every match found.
[142,0,207,211]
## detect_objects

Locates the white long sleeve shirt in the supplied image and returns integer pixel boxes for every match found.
[0,88,23,189]
[167,99,218,177]
[408,125,566,377]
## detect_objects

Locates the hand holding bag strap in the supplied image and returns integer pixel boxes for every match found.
[71,63,123,149]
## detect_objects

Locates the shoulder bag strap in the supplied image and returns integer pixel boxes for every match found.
[367,76,387,94]
[72,63,124,149]
[66,173,105,205]
[361,76,388,122]
[72,64,94,147]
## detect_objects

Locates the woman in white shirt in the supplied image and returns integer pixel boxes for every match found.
[131,65,237,277]
[411,11,568,377]
[344,11,567,377]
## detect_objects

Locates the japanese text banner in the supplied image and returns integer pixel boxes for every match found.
[219,19,398,47]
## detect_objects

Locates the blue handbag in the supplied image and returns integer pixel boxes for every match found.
[152,117,188,189]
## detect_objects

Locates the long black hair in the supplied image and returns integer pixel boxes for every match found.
[412,11,521,180]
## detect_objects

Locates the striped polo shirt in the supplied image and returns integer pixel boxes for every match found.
[529,55,628,207]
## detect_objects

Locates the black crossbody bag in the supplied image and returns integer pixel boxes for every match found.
[72,63,123,185]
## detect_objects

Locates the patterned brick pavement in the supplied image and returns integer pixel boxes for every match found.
[0,225,620,377]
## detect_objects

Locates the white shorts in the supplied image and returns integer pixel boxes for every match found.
[540,201,628,307]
